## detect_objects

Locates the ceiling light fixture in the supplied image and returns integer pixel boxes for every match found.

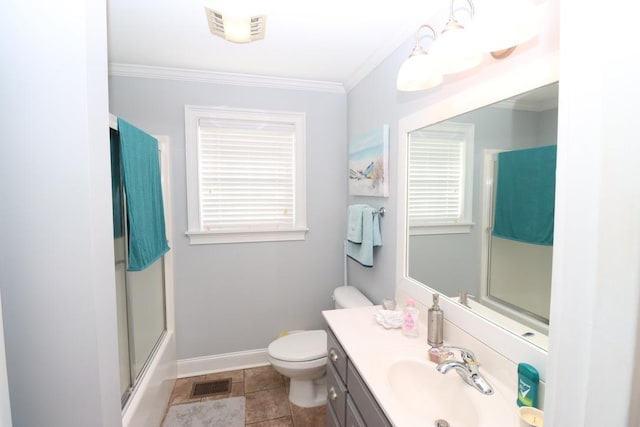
[204,7,266,44]
[397,0,540,92]
[397,25,443,92]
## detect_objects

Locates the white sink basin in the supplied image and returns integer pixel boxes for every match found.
[387,358,478,426]
[386,358,516,426]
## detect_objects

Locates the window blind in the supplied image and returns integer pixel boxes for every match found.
[197,118,296,232]
[408,129,466,225]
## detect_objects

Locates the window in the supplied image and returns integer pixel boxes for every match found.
[185,106,307,244]
[408,121,474,235]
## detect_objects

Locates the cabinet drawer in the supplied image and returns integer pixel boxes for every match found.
[346,395,366,427]
[347,361,392,427]
[327,361,347,424]
[327,327,348,383]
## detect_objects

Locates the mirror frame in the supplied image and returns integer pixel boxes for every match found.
[396,52,559,380]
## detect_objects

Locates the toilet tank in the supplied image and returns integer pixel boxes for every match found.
[333,286,373,309]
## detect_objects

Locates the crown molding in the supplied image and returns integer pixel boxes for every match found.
[108,63,346,94]
[491,83,559,112]
[344,27,415,92]
[491,97,558,112]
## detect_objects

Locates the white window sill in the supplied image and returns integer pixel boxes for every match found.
[409,223,474,236]
[186,227,309,245]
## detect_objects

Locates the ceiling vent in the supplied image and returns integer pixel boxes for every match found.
[205,7,266,44]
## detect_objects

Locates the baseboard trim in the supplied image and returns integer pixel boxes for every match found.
[177,349,270,378]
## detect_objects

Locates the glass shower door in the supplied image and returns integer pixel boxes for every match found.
[126,258,166,380]
[110,128,167,406]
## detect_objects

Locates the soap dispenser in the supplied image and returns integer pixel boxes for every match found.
[427,294,443,346]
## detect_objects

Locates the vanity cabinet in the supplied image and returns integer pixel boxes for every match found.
[326,328,391,427]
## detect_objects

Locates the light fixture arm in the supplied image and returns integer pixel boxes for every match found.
[411,24,437,53]
[446,0,474,29]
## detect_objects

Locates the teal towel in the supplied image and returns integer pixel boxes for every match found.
[110,129,124,239]
[346,205,382,267]
[493,145,557,246]
[117,118,170,271]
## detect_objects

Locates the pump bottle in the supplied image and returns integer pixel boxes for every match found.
[427,294,444,346]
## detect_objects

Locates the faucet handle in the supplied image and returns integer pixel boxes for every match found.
[440,346,478,365]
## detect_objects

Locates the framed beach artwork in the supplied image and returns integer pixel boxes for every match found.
[348,124,389,197]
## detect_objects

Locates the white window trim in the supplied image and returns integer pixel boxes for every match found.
[408,121,475,236]
[184,105,308,245]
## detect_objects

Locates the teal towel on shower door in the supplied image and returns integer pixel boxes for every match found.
[110,129,124,239]
[117,118,170,271]
[493,145,557,246]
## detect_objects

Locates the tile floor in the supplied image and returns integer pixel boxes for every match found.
[164,365,327,426]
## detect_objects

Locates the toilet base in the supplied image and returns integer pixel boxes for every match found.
[288,375,327,408]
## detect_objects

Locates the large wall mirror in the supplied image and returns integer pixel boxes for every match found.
[403,81,558,352]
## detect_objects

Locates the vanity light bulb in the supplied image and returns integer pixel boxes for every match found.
[470,0,540,53]
[429,24,482,75]
[397,51,442,91]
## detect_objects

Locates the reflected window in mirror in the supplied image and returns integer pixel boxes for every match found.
[408,122,475,235]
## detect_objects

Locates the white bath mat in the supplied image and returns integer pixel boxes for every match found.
[162,396,245,427]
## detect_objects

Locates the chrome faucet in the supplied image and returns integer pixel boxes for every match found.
[436,346,494,395]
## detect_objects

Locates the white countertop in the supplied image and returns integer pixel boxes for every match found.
[323,305,521,427]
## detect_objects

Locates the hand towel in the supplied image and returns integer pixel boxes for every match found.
[347,204,367,243]
[346,205,382,267]
[117,118,170,271]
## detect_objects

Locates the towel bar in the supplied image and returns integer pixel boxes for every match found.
[374,207,385,217]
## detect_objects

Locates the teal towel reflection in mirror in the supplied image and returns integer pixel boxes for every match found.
[117,118,170,271]
[493,145,557,246]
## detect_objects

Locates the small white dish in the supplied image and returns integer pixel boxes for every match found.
[519,407,544,427]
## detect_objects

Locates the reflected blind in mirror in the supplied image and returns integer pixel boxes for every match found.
[408,123,472,225]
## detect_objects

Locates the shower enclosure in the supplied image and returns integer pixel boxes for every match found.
[109,121,176,422]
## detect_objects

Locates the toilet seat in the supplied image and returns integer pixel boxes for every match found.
[267,330,327,362]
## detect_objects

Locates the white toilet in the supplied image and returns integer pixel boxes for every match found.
[267,286,373,407]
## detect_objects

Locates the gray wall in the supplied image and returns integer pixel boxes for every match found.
[1,0,122,425]
[109,77,347,359]
[538,108,559,145]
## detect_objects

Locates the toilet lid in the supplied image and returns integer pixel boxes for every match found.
[268,330,327,362]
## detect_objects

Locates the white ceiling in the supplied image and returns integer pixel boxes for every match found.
[107,0,448,90]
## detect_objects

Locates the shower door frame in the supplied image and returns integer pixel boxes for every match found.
[108,120,176,426]
[121,135,176,426]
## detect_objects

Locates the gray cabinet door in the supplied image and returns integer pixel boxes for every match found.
[347,362,392,427]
